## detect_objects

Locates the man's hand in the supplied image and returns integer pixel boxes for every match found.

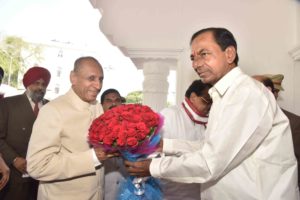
[94,147,119,161]
[13,157,27,174]
[0,156,10,190]
[124,159,152,177]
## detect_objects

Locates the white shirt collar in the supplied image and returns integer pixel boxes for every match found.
[209,67,242,98]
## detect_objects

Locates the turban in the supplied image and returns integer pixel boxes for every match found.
[23,66,51,88]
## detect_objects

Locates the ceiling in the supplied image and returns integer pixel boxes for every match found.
[91,0,265,51]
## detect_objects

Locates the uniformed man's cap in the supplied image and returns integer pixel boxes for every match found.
[264,74,284,91]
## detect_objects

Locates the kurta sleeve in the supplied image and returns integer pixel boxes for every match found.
[163,138,202,155]
[150,85,275,184]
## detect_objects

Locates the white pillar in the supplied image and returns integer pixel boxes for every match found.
[125,48,183,112]
[142,60,169,112]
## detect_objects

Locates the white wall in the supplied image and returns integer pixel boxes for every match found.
[174,0,300,114]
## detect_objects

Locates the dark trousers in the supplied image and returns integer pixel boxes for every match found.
[0,168,38,200]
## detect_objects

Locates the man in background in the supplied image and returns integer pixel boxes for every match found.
[265,74,284,99]
[0,66,51,200]
[160,79,211,200]
[101,88,125,112]
[101,88,129,200]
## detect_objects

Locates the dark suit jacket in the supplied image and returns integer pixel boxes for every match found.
[0,93,48,199]
[0,93,49,164]
[282,109,300,185]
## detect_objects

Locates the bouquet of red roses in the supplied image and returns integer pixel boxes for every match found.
[88,104,163,200]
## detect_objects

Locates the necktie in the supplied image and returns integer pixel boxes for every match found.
[33,102,39,116]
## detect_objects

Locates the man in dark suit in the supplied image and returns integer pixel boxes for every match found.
[253,74,300,186]
[0,66,51,200]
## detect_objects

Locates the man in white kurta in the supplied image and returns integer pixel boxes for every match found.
[27,56,107,200]
[160,79,211,200]
[152,67,299,199]
[125,28,299,200]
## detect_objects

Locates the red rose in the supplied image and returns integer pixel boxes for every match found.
[127,137,138,147]
[88,104,161,152]
[135,122,150,140]
[127,127,136,137]
[103,134,114,146]
[117,131,127,147]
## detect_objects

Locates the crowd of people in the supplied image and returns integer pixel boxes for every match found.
[0,27,299,200]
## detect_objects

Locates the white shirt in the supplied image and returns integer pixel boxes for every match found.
[160,101,207,200]
[150,67,299,200]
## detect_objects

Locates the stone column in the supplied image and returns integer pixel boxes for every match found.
[142,60,170,112]
[125,48,183,112]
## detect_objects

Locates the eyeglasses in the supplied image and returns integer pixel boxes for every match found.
[200,96,212,104]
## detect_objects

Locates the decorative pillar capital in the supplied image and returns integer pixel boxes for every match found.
[124,48,183,70]
[120,48,183,111]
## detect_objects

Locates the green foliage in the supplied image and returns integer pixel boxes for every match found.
[125,90,143,104]
[0,36,43,87]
